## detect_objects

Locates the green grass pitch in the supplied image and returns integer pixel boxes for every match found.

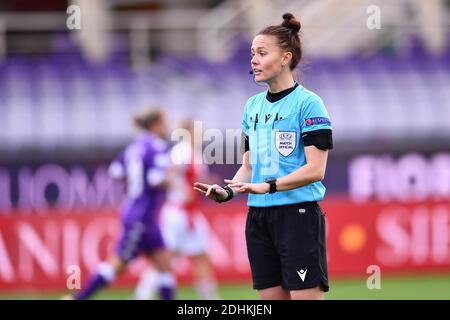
[1,274,450,300]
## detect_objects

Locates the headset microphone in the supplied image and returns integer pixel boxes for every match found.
[249,70,253,75]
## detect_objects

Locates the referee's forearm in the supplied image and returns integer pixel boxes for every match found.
[276,164,324,192]
[230,165,252,194]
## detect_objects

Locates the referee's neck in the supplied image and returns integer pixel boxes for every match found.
[267,73,296,93]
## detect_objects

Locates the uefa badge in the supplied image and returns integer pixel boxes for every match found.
[275,131,296,157]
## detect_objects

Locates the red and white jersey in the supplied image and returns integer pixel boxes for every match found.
[168,141,207,211]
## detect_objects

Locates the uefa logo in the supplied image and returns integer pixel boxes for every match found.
[279,133,293,140]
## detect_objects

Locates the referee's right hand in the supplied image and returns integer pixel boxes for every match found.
[193,182,228,202]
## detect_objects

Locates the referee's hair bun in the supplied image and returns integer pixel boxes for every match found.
[282,13,301,33]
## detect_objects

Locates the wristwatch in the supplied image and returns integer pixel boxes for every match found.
[265,178,277,194]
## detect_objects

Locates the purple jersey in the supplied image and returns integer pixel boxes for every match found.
[110,133,170,224]
[109,133,169,260]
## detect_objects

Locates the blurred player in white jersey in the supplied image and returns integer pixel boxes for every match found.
[134,120,219,300]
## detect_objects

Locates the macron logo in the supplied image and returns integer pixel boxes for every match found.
[297,269,307,282]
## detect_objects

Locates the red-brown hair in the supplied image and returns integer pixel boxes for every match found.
[257,13,302,70]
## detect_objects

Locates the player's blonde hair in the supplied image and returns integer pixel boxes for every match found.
[132,108,164,131]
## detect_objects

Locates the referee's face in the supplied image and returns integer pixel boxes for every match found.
[251,35,285,84]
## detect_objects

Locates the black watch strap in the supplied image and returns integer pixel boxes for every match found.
[265,178,277,194]
[214,185,234,203]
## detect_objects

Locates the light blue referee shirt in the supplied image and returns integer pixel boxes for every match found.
[242,84,332,207]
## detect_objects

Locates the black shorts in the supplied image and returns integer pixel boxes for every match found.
[245,201,329,292]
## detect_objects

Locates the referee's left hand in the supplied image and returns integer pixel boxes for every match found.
[224,180,269,194]
[193,182,228,202]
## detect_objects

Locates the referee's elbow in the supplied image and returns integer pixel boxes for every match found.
[312,169,325,182]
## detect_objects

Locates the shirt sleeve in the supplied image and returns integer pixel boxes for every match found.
[300,95,332,133]
[240,100,251,154]
[146,148,170,187]
[241,104,250,136]
[300,95,333,150]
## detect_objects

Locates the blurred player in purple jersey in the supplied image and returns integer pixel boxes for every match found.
[134,120,219,300]
[72,109,176,300]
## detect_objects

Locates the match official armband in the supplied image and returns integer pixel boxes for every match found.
[302,129,333,150]
[241,132,250,154]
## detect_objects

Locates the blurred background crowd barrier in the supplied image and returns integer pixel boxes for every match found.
[0,0,449,297]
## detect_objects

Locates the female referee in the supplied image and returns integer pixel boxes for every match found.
[194,13,333,300]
